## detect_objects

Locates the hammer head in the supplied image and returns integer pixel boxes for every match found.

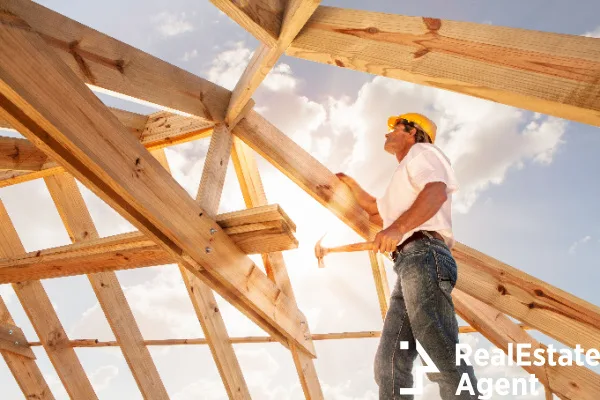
[314,235,328,268]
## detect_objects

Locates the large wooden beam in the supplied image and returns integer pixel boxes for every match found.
[225,0,320,124]
[454,291,600,400]
[0,295,55,400]
[0,202,98,399]
[0,108,213,188]
[0,204,298,283]
[163,126,252,399]
[0,8,313,356]
[231,136,324,399]
[233,110,600,353]
[287,6,600,127]
[44,172,169,399]
[2,0,230,121]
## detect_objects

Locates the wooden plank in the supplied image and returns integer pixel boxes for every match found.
[157,132,252,399]
[44,172,169,399]
[0,136,48,171]
[0,295,55,400]
[231,138,323,399]
[0,321,35,358]
[209,0,285,47]
[0,205,299,283]
[233,110,600,356]
[0,15,313,356]
[2,0,230,122]
[0,202,98,399]
[367,251,389,321]
[454,291,600,400]
[287,6,600,127]
[226,0,320,123]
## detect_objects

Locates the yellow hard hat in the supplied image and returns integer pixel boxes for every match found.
[387,113,437,143]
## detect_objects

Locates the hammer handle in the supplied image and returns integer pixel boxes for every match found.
[326,241,373,254]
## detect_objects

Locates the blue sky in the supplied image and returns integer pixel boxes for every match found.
[0,0,599,399]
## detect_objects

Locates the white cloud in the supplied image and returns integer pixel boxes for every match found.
[152,12,194,37]
[90,365,119,392]
[568,235,591,254]
[181,49,198,62]
[325,77,567,213]
[583,26,600,38]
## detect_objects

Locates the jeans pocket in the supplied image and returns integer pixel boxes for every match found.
[433,251,458,302]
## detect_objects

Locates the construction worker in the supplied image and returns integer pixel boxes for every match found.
[335,113,478,399]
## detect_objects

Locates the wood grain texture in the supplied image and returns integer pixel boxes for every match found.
[226,0,320,123]
[367,251,390,321]
[2,0,230,122]
[0,136,48,171]
[0,296,55,400]
[454,291,600,400]
[234,110,600,358]
[287,6,600,126]
[0,205,298,283]
[209,0,285,47]
[0,13,313,356]
[157,142,252,399]
[0,321,35,358]
[231,137,323,399]
[0,202,97,399]
[45,172,170,400]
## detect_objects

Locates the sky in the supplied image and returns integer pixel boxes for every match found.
[0,0,599,399]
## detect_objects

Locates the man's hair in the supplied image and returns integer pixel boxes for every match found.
[414,129,432,144]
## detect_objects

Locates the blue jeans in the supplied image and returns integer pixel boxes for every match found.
[374,233,479,399]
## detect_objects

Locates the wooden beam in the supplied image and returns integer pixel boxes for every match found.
[44,172,170,399]
[231,136,323,399]
[454,291,600,400]
[0,204,299,283]
[2,0,230,122]
[0,10,313,356]
[0,136,48,171]
[0,295,55,400]
[209,0,285,47]
[287,6,600,127]
[26,325,515,347]
[226,0,321,124]
[0,321,35,358]
[367,251,389,321]
[233,110,600,354]
[0,108,213,188]
[159,126,252,399]
[0,202,98,399]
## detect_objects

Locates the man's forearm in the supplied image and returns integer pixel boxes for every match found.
[347,182,379,217]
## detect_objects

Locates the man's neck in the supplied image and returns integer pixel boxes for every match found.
[395,144,414,164]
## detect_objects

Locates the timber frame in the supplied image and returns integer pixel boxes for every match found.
[0,0,599,398]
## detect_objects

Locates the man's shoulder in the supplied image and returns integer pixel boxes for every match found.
[408,143,451,164]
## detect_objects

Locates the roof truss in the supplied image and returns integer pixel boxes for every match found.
[0,0,598,398]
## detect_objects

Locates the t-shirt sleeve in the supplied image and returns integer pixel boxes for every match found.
[407,148,459,194]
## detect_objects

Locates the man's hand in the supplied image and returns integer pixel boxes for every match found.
[373,224,405,253]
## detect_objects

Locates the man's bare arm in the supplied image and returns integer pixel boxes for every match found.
[335,173,381,220]
[373,182,448,253]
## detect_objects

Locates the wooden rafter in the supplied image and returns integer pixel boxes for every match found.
[221,0,320,125]
[0,136,48,171]
[0,295,54,400]
[0,204,298,284]
[44,172,169,399]
[233,110,600,353]
[231,136,324,399]
[155,127,252,399]
[0,202,98,399]
[455,291,600,400]
[367,251,390,321]
[287,6,600,126]
[0,7,313,356]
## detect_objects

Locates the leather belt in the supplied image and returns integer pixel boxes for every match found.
[391,230,444,261]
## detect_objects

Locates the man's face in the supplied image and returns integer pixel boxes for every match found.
[384,122,415,154]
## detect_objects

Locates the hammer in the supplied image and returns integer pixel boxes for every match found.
[314,236,373,268]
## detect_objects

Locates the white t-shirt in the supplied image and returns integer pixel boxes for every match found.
[376,143,459,248]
